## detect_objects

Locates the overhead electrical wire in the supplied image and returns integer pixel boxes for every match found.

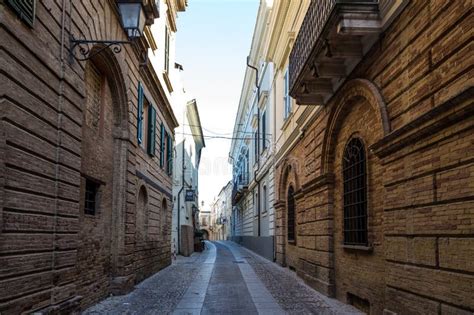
[182,124,273,136]
[175,132,271,142]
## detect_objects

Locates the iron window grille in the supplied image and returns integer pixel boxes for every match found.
[342,138,368,246]
[287,186,296,242]
[84,179,100,215]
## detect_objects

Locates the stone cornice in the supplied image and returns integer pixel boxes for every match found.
[140,63,179,130]
[294,189,305,200]
[371,87,474,158]
[302,173,334,193]
[274,200,285,209]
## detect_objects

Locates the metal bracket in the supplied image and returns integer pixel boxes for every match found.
[69,35,131,63]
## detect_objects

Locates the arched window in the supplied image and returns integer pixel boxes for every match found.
[343,138,368,246]
[287,186,295,242]
[262,185,268,213]
[136,186,148,242]
[85,62,103,131]
[162,198,168,236]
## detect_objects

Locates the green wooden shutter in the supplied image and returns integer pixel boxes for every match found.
[160,123,165,168]
[167,133,172,174]
[137,82,144,144]
[147,105,156,156]
[7,0,36,27]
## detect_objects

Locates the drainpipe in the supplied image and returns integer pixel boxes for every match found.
[246,57,261,238]
[176,139,185,254]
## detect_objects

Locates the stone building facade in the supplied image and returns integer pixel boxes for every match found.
[273,0,473,314]
[0,0,185,313]
[229,0,277,261]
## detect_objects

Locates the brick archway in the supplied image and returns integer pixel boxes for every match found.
[275,158,301,267]
[84,45,131,288]
[321,78,390,175]
[321,78,388,303]
[277,158,301,203]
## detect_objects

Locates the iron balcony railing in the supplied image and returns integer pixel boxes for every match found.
[231,173,249,205]
[289,0,379,95]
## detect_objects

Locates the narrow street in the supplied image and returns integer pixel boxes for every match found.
[84,242,360,315]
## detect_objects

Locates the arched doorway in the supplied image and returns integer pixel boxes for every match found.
[77,45,130,299]
[162,198,168,236]
[201,229,210,240]
[136,186,149,243]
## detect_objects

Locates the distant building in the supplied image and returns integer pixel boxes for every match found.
[229,0,276,261]
[208,182,232,240]
[172,99,205,256]
[199,207,212,241]
[230,0,473,314]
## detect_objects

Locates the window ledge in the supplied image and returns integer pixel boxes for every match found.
[162,71,173,93]
[287,240,296,245]
[281,112,293,131]
[342,244,373,252]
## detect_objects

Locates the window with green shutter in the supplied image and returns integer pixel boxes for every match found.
[147,105,156,156]
[167,133,172,175]
[137,82,144,144]
[160,123,165,168]
[261,110,267,151]
[7,0,36,27]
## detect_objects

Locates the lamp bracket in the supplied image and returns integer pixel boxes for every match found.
[69,35,132,63]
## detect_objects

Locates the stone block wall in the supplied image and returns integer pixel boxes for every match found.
[0,0,175,313]
[275,0,473,313]
[180,224,194,257]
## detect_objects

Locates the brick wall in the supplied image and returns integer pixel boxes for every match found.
[0,0,175,313]
[275,0,473,313]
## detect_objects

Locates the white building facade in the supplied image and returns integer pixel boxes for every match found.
[172,99,205,256]
[229,0,276,261]
[209,181,232,240]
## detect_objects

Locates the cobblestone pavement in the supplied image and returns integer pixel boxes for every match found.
[83,241,361,314]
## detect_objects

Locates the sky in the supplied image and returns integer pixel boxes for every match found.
[176,0,259,210]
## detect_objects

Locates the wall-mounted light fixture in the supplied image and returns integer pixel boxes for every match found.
[69,0,146,62]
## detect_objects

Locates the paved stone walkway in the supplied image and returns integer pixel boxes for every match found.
[83,241,361,314]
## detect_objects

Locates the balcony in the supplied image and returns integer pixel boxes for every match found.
[232,174,249,206]
[289,0,383,105]
[142,0,160,24]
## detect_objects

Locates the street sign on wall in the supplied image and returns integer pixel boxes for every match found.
[185,189,195,202]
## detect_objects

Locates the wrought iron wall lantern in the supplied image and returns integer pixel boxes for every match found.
[69,0,146,62]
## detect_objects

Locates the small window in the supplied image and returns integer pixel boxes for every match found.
[343,138,368,246]
[166,132,173,175]
[262,185,268,213]
[254,190,259,216]
[284,69,291,119]
[160,123,165,168]
[161,198,168,235]
[164,26,170,73]
[84,179,100,215]
[261,110,267,151]
[287,186,295,242]
[254,131,258,163]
